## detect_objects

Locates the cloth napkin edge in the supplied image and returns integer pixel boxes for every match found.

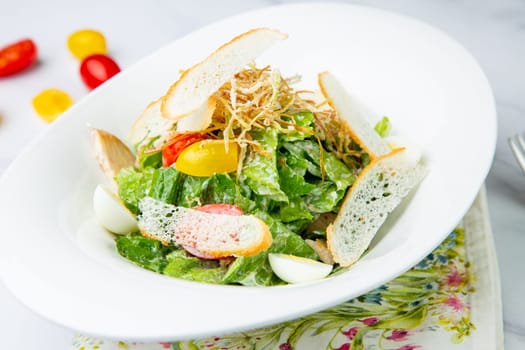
[464,186,504,349]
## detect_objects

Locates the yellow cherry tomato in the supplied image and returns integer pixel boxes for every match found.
[175,140,239,177]
[67,29,107,60]
[32,88,73,123]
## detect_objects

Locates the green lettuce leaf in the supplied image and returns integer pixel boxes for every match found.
[250,193,276,213]
[138,150,162,169]
[116,167,182,214]
[293,111,315,127]
[305,181,346,213]
[164,250,227,284]
[280,111,315,142]
[374,116,391,138]
[281,141,322,177]
[177,175,209,208]
[283,219,311,234]
[149,167,182,204]
[116,235,173,272]
[281,151,309,177]
[242,128,287,202]
[221,253,274,286]
[278,160,315,198]
[116,167,155,214]
[279,197,313,222]
[286,139,355,190]
[202,173,256,212]
[323,151,356,190]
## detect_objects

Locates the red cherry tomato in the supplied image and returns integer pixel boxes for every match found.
[79,54,120,89]
[181,245,217,260]
[182,204,244,259]
[196,204,244,216]
[161,133,208,167]
[0,39,37,77]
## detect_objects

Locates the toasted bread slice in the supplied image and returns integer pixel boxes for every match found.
[138,197,272,258]
[128,95,218,150]
[91,128,135,190]
[161,28,288,120]
[129,28,286,147]
[176,95,217,132]
[318,72,391,158]
[327,148,426,266]
[127,99,176,150]
[319,72,426,266]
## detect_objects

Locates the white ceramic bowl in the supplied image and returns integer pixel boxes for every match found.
[0,2,496,342]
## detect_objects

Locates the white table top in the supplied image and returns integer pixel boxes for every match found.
[1,0,524,348]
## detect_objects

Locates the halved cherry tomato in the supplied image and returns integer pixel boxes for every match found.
[161,133,208,167]
[80,54,120,89]
[175,140,239,177]
[181,245,217,260]
[196,203,243,216]
[182,204,243,259]
[0,39,37,77]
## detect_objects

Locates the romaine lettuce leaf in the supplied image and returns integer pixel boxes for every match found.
[116,235,173,273]
[164,250,227,284]
[177,175,209,208]
[149,167,182,204]
[281,141,322,177]
[138,150,162,169]
[280,111,315,142]
[116,167,155,214]
[279,197,313,222]
[118,235,227,283]
[286,139,355,190]
[220,253,274,286]
[278,161,315,197]
[283,219,311,234]
[116,167,181,213]
[242,128,287,202]
[202,173,255,212]
[135,135,163,169]
[323,151,356,190]
[280,151,309,177]
[305,181,345,213]
[252,193,276,213]
[293,111,315,127]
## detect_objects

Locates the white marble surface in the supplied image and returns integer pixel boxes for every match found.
[0,0,524,348]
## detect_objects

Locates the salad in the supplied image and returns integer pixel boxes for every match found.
[90,28,425,286]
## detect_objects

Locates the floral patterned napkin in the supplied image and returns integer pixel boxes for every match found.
[72,188,502,350]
